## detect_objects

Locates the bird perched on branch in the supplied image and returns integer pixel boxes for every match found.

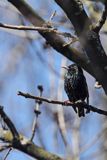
[63,64,89,117]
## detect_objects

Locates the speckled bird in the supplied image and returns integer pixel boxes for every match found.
[63,64,89,116]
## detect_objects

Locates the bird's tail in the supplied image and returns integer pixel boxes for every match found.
[86,96,90,114]
[87,96,89,105]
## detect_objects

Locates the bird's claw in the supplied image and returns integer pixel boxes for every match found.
[63,100,70,106]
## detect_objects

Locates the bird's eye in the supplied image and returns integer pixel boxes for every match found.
[71,68,75,71]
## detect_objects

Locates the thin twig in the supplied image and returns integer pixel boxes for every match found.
[49,10,57,21]
[30,116,38,141]
[0,22,74,38]
[93,1,107,33]
[63,37,79,47]
[30,85,43,141]
[18,91,107,117]
[46,10,57,28]
[4,148,12,160]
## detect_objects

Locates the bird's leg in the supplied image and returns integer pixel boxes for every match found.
[75,100,85,117]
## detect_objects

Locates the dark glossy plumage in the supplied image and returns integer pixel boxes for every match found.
[64,64,89,116]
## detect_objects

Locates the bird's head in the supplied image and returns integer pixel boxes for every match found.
[62,64,79,74]
[62,64,83,77]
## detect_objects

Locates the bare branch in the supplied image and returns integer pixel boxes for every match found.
[7,0,95,79]
[18,91,107,117]
[0,105,63,160]
[30,85,43,141]
[0,128,63,160]
[93,1,107,33]
[3,148,12,160]
[0,106,19,140]
[54,0,107,94]
[0,22,74,38]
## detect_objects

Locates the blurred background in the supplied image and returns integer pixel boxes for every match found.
[0,0,107,159]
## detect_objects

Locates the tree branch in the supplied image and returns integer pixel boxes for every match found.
[55,0,91,34]
[0,128,63,160]
[93,1,107,33]
[0,108,63,160]
[54,0,107,94]
[0,106,19,140]
[18,91,107,117]
[0,22,75,38]
[7,0,107,94]
[7,0,95,78]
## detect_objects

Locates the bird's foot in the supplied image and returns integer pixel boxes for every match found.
[63,100,71,106]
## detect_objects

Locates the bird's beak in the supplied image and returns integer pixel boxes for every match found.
[62,66,69,70]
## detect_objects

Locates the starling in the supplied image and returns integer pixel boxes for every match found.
[63,64,89,117]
